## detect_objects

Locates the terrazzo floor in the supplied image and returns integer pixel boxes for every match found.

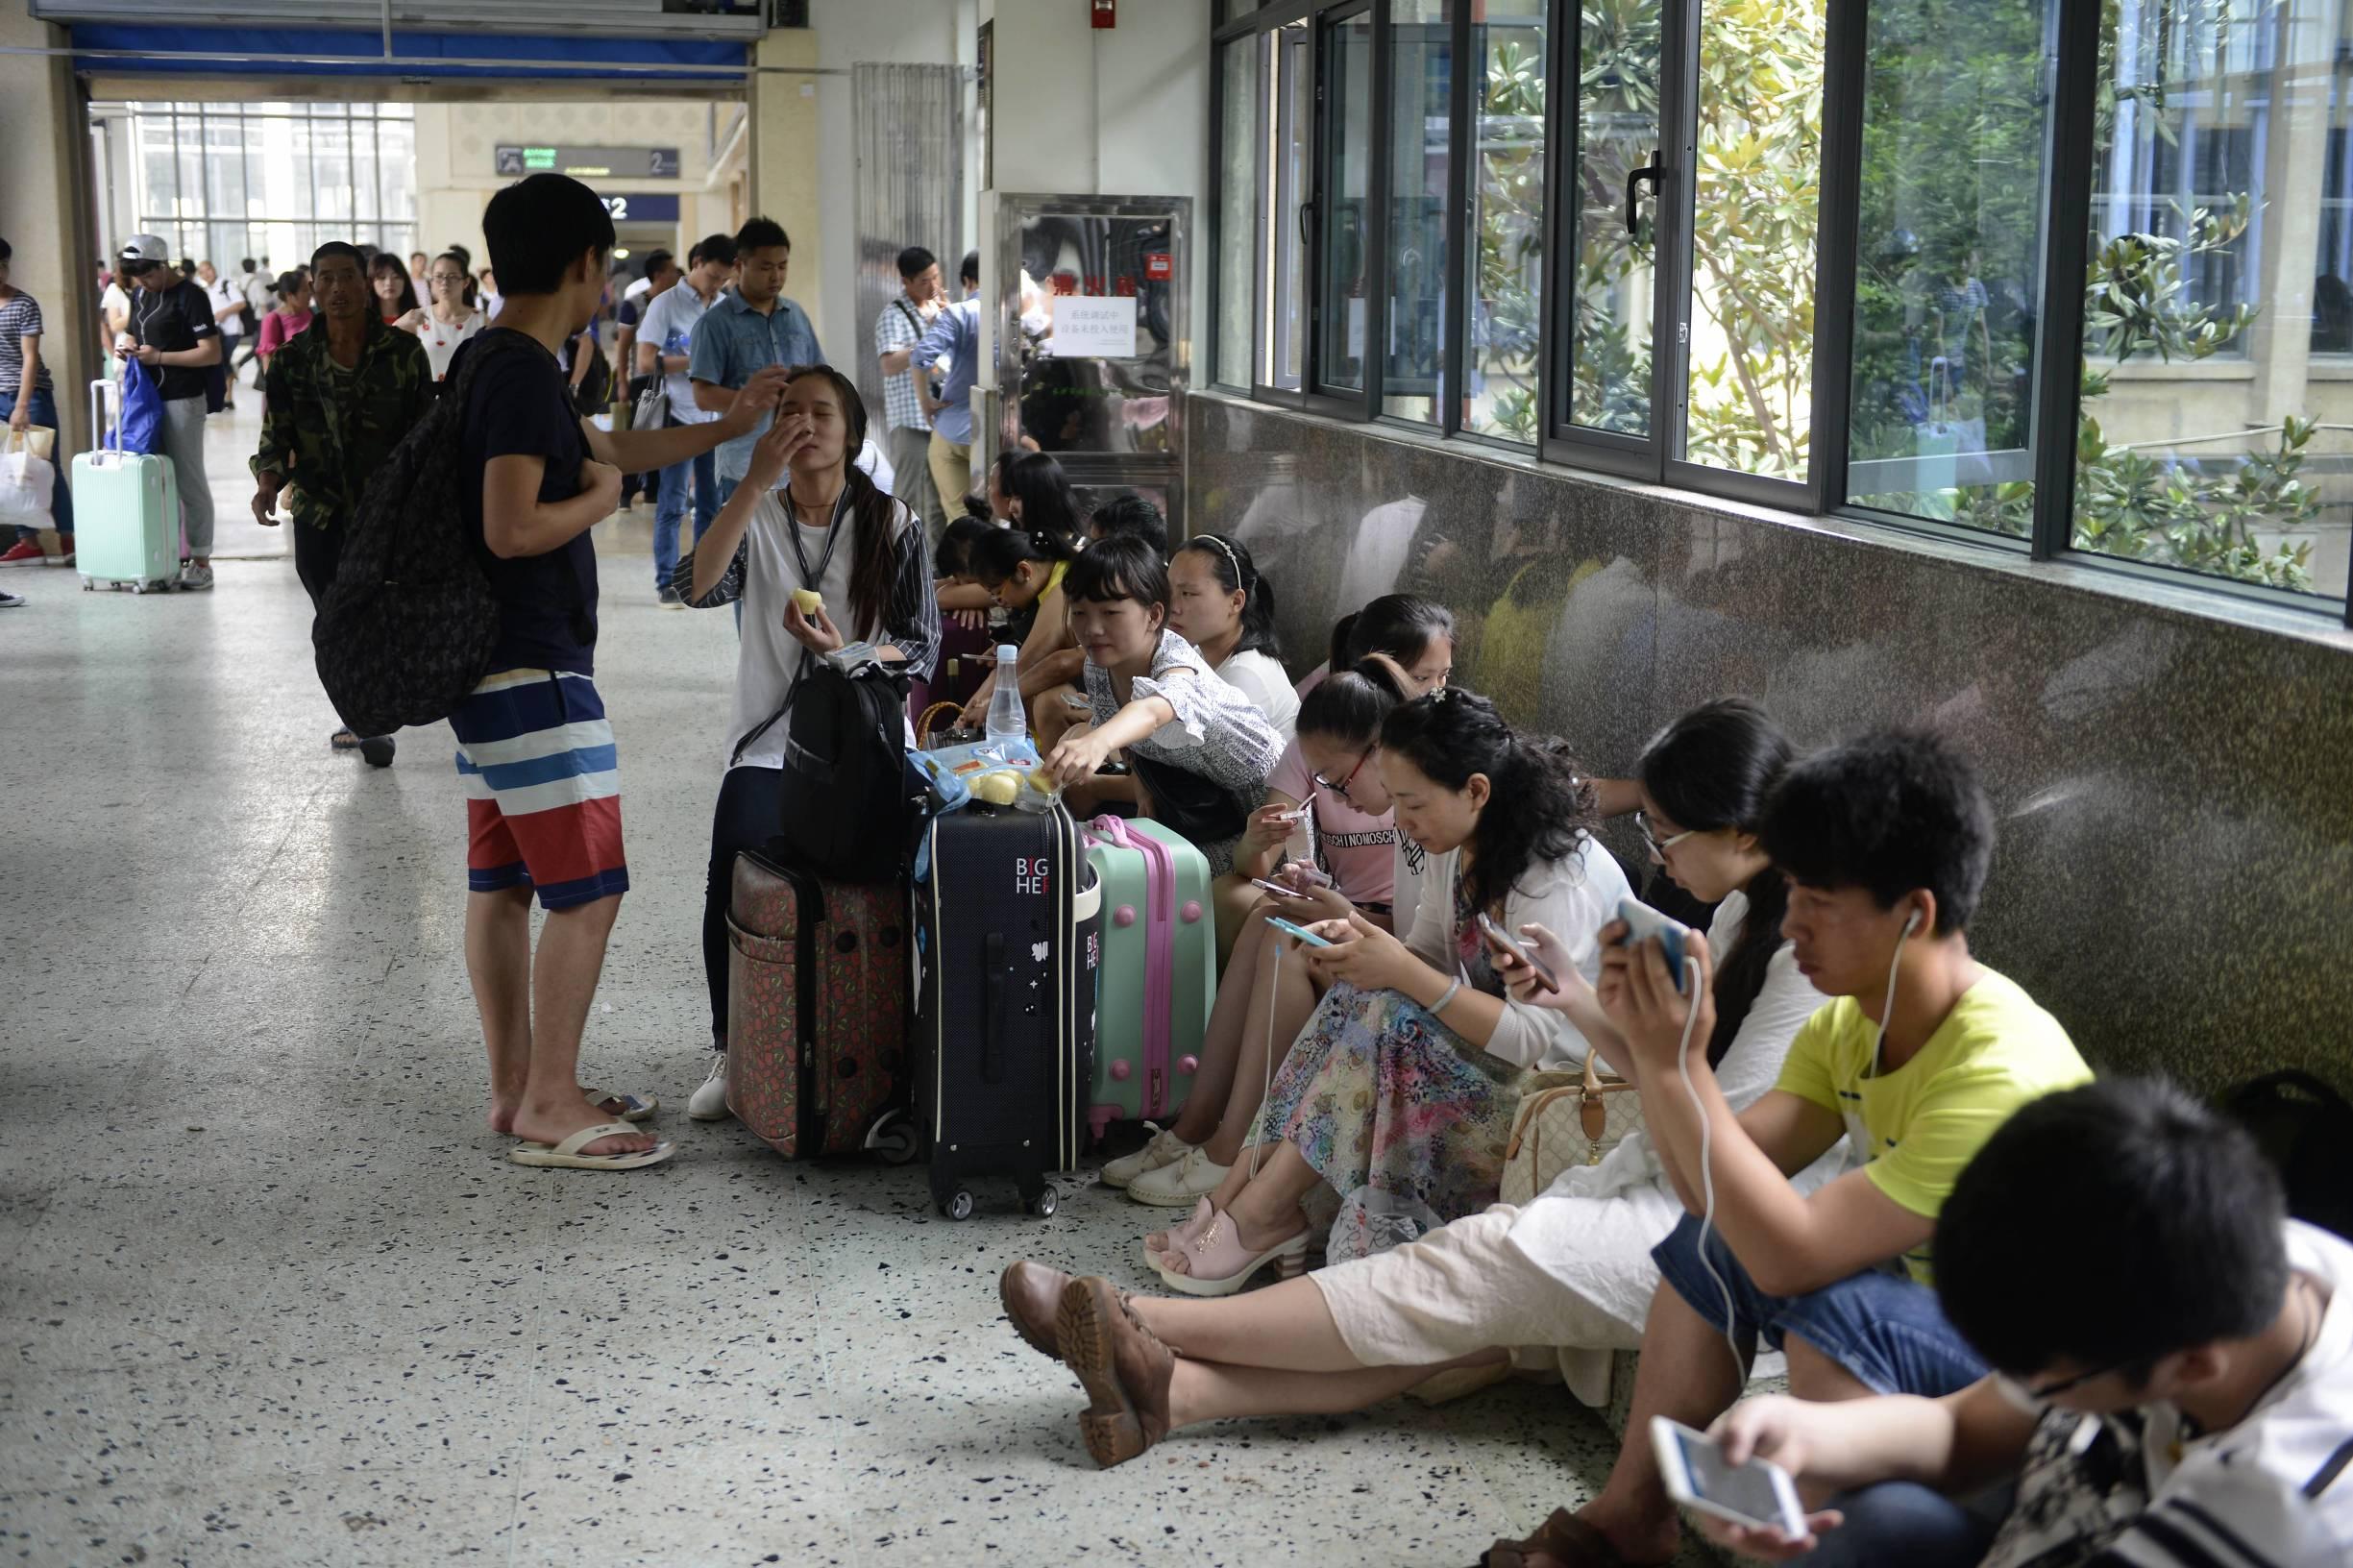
[0,555,1671,1566]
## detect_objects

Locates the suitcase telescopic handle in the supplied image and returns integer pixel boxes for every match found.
[89,379,121,464]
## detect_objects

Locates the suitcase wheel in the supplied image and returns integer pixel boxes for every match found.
[80,577,93,591]
[865,1112,919,1166]
[941,1188,975,1222]
[1031,1186,1059,1219]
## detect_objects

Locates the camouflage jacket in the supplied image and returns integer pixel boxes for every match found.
[251,315,432,531]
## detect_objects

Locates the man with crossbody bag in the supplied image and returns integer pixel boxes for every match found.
[872,245,946,544]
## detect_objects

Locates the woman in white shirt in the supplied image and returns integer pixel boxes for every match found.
[1146,689,1630,1292]
[393,252,484,382]
[1164,532,1299,741]
[994,698,1838,1468]
[674,364,939,1120]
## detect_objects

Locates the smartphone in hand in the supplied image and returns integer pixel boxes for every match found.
[1651,1418,1806,1537]
[1476,913,1558,994]
[1613,898,1692,994]
[1249,877,1311,900]
[1263,915,1334,948]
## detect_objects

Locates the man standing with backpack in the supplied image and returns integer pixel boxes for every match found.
[443,174,787,1172]
[250,241,433,767]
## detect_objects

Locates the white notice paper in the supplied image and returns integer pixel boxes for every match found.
[1050,295,1139,358]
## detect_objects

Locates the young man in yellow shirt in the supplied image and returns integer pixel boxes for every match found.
[1480,730,2093,1568]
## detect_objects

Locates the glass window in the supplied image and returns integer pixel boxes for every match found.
[1844,0,2053,534]
[1462,2,1545,441]
[1317,9,1377,394]
[1679,0,1828,482]
[1385,0,1452,424]
[2072,0,2337,595]
[1218,37,1261,388]
[1562,0,1662,437]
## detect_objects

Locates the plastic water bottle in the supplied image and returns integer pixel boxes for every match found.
[985,645,1029,744]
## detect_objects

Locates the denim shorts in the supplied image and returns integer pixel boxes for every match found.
[1650,1213,1987,1397]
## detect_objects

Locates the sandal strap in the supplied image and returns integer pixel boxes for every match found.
[548,1121,643,1158]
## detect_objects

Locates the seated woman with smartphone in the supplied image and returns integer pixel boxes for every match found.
[1127,689,1628,1295]
[1103,656,1425,1213]
[993,698,1837,1470]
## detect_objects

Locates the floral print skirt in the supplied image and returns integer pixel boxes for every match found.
[1252,979,1531,1263]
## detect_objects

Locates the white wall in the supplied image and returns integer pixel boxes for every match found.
[808,0,981,358]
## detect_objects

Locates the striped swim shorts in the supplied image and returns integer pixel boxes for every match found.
[450,669,629,911]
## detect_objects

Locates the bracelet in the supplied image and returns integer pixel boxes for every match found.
[1430,977,1463,1017]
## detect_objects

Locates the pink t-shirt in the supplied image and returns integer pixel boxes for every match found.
[257,307,313,357]
[1270,739,1398,907]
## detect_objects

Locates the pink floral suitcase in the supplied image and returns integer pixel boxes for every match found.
[725,849,913,1160]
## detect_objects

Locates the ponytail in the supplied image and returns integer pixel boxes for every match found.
[1296,655,1409,749]
[1332,593,1455,674]
[1178,532,1283,661]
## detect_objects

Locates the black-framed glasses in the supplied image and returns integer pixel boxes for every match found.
[1311,748,1372,801]
[1635,809,1698,864]
[1995,1359,2132,1412]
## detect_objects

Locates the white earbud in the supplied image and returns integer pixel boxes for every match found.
[1904,907,1923,937]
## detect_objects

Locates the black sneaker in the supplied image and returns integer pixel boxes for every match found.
[657,587,684,610]
[359,735,396,768]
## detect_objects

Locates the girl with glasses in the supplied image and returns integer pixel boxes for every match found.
[1109,655,1422,1214]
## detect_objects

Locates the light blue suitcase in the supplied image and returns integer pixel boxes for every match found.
[72,380,179,594]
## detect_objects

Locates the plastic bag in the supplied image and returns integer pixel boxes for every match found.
[0,449,55,530]
[116,357,164,454]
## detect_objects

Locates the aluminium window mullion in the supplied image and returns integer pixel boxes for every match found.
[1532,0,1567,452]
[1364,1,1392,419]
[1439,0,1472,437]
[1807,0,1868,518]
[2028,0,2099,563]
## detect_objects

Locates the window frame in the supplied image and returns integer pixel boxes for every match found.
[1205,0,2353,625]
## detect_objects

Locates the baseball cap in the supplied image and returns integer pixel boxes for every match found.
[117,234,171,267]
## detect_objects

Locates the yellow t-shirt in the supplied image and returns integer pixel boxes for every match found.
[1775,968,2091,1283]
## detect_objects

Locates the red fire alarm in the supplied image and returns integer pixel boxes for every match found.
[1091,0,1115,27]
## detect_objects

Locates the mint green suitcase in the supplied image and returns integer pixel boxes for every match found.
[72,380,179,593]
[1082,815,1216,1141]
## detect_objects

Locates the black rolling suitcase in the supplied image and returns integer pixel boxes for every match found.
[911,798,1101,1219]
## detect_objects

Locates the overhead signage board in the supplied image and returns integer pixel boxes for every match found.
[601,193,680,223]
[496,145,681,180]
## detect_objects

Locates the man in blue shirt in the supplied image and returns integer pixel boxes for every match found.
[685,216,821,508]
[911,249,982,513]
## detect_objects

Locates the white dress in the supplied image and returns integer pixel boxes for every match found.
[412,309,484,381]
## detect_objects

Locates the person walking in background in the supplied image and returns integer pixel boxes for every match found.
[407,251,429,290]
[368,254,418,328]
[249,242,433,767]
[197,261,245,412]
[872,244,945,540]
[478,266,502,322]
[611,250,677,514]
[686,216,821,515]
[116,233,221,592]
[235,257,274,385]
[636,233,733,607]
[392,251,485,382]
[255,273,314,376]
[0,237,74,570]
[910,250,981,517]
[99,265,131,346]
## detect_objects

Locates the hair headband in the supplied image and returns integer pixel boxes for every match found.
[1189,532,1246,584]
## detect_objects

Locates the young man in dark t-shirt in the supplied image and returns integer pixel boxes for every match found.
[116,233,222,590]
[449,174,786,1173]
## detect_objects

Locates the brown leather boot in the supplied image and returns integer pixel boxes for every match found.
[998,1261,1070,1360]
[1057,1275,1174,1468]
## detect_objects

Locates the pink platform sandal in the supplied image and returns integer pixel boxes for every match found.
[1152,1207,1309,1298]
[1140,1196,1217,1268]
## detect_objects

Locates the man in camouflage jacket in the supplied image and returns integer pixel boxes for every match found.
[250,241,432,762]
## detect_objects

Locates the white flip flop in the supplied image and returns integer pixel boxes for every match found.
[508,1121,675,1170]
[581,1087,658,1123]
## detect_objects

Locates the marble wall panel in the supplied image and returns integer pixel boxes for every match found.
[1189,394,2353,1090]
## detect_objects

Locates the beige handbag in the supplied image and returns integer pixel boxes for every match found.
[1500,1052,1644,1207]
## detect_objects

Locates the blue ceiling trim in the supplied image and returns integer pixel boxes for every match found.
[70,24,748,81]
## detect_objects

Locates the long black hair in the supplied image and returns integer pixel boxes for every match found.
[1634,698,1794,1068]
[1380,690,1599,917]
[1331,593,1455,674]
[968,515,1080,586]
[778,363,898,641]
[1175,532,1282,660]
[368,251,419,315]
[998,451,1083,550]
[1296,656,1409,748]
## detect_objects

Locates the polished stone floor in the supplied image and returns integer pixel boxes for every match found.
[0,543,1654,1565]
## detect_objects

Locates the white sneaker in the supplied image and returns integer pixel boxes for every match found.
[688,1052,732,1120]
[1101,1123,1191,1189]
[177,562,215,592]
[1128,1144,1231,1208]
